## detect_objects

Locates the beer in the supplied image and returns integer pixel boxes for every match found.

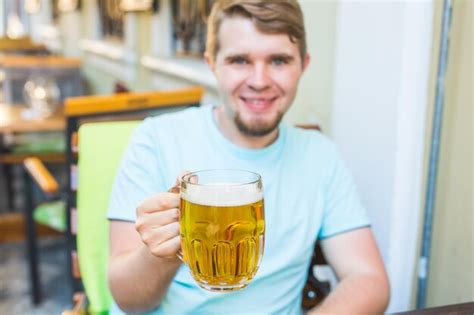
[180,170,265,291]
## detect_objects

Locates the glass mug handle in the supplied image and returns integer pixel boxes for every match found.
[170,172,196,263]
[168,182,186,263]
[176,249,184,262]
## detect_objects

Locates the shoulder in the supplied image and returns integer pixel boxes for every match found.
[144,106,205,129]
[286,125,337,156]
[133,106,207,140]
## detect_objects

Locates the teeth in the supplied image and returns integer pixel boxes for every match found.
[246,99,269,105]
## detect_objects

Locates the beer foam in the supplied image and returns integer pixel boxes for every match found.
[182,183,263,207]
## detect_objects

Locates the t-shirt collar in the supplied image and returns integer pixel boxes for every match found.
[204,105,287,160]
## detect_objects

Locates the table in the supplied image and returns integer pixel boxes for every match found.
[395,302,474,314]
[0,103,65,133]
[0,103,66,305]
[0,104,66,163]
[0,103,65,202]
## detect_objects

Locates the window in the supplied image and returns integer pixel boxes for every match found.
[2,0,30,38]
[79,0,138,79]
[141,0,218,93]
[171,0,214,56]
[52,0,60,24]
[98,0,124,43]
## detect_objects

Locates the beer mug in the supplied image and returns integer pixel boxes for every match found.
[179,169,265,292]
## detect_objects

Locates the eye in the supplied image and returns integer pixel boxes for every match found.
[271,57,287,66]
[232,57,249,65]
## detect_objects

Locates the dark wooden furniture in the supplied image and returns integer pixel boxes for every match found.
[0,103,65,211]
[0,103,66,304]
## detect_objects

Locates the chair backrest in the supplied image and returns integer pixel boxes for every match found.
[76,121,140,314]
[64,87,203,314]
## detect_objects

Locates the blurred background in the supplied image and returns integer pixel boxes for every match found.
[0,0,472,314]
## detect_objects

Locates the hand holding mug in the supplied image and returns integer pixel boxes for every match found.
[135,185,182,259]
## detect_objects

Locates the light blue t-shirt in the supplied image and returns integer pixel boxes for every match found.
[108,105,370,314]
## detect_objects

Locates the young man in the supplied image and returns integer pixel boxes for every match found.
[107,1,390,314]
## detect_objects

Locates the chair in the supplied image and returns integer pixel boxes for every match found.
[22,87,204,307]
[0,55,82,213]
[76,121,141,313]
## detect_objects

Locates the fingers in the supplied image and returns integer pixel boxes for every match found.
[135,171,190,258]
[141,222,179,249]
[135,208,179,231]
[135,192,181,258]
[137,192,180,214]
[149,236,181,257]
[140,222,181,256]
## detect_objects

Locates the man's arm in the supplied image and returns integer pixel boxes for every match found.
[309,227,390,314]
[108,192,182,313]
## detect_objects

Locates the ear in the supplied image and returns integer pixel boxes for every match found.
[302,53,311,72]
[204,52,216,73]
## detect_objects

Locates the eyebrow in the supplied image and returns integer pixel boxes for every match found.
[224,53,296,63]
[268,53,295,62]
[224,54,250,63]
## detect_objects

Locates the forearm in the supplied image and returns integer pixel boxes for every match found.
[108,244,181,313]
[308,273,390,314]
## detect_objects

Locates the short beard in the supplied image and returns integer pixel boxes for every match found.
[234,112,284,137]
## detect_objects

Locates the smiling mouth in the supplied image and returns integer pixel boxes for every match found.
[240,96,278,112]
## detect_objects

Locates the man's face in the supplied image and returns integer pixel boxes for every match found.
[208,16,309,137]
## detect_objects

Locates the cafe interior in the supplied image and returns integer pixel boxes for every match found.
[0,0,472,314]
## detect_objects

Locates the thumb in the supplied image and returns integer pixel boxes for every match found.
[168,171,191,193]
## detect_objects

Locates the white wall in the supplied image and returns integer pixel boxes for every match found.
[284,0,338,130]
[330,1,434,312]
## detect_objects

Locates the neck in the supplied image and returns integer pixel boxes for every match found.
[213,106,279,149]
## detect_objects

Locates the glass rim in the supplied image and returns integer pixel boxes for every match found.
[180,169,262,187]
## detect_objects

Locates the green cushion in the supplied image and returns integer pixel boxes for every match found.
[33,200,66,232]
[76,121,140,315]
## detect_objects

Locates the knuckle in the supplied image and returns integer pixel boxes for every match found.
[150,247,161,257]
[173,209,180,220]
[135,219,144,232]
[172,222,180,234]
[156,199,170,210]
[141,232,151,244]
[151,245,167,257]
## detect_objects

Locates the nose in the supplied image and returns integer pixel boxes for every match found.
[247,63,270,91]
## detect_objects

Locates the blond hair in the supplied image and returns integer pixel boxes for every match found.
[206,0,307,62]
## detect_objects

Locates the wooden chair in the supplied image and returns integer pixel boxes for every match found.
[0,55,82,213]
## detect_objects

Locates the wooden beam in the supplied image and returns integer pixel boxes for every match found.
[0,152,65,164]
[64,86,204,117]
[0,36,47,52]
[0,55,81,68]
